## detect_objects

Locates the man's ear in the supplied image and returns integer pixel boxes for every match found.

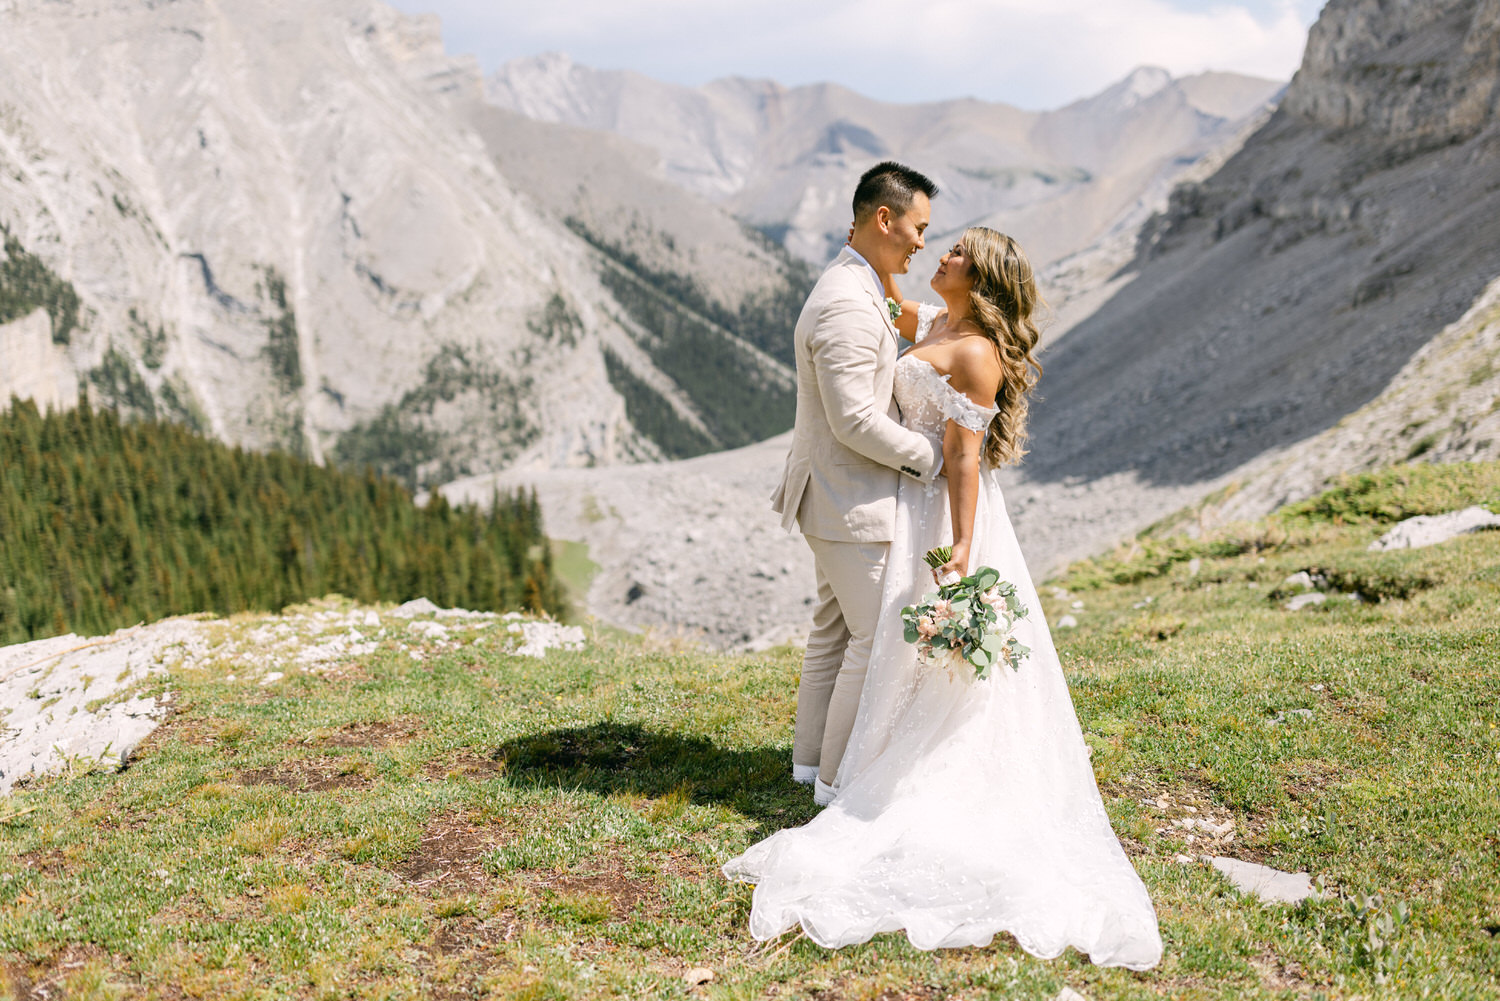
[874,205,892,234]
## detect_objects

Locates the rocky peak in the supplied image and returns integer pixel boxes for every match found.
[1283,0,1500,142]
[1114,66,1175,109]
[485,51,619,125]
[363,3,483,101]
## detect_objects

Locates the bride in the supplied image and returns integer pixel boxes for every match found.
[723,227,1163,969]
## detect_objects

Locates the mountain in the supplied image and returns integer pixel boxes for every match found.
[1006,0,1500,564]
[486,56,1284,276]
[0,0,806,487]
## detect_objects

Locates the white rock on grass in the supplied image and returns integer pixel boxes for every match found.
[1208,856,1314,904]
[1370,506,1500,551]
[0,618,205,794]
[514,622,586,658]
[407,620,451,640]
[1284,592,1327,611]
[1057,614,1079,629]
[1,601,583,794]
[390,598,443,618]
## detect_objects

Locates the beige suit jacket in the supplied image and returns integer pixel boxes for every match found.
[771,248,943,543]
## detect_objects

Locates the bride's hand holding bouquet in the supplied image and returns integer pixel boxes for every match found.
[901,546,1031,680]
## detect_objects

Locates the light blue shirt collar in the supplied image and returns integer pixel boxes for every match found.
[843,245,884,300]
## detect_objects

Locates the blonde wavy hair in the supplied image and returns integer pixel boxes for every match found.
[959,227,1044,466]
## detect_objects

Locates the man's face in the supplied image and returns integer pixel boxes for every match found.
[884,192,930,275]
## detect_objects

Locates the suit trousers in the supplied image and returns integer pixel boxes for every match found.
[794,534,888,786]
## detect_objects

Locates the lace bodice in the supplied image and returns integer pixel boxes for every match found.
[894,354,999,442]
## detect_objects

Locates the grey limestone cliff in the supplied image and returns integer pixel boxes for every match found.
[1012,0,1500,559]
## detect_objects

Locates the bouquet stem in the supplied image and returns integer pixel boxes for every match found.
[923,546,952,571]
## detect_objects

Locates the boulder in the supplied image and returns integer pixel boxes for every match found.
[1209,856,1314,905]
[1369,506,1500,551]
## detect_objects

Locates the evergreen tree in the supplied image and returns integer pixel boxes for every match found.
[0,397,565,644]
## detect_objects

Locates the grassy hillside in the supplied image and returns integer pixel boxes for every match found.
[1,462,1496,998]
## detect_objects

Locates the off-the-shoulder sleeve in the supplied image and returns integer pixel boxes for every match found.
[915,302,941,342]
[911,357,999,433]
[941,390,998,433]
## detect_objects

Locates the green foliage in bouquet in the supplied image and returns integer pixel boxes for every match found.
[901,561,1031,679]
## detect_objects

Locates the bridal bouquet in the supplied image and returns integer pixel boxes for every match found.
[901,547,1031,680]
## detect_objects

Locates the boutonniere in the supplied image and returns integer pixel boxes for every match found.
[886,297,902,322]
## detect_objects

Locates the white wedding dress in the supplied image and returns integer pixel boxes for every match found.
[724,316,1163,969]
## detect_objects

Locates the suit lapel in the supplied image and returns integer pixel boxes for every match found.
[828,249,894,345]
[833,249,898,343]
[867,284,899,343]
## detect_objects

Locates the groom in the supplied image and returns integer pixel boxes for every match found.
[772,161,943,806]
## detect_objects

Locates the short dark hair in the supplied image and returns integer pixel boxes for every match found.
[853,161,938,224]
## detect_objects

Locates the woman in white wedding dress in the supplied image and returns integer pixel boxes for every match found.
[723,228,1163,969]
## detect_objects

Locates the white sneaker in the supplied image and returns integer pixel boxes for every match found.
[792,763,818,785]
[813,779,836,806]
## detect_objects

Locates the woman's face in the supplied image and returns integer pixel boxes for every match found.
[930,242,976,298]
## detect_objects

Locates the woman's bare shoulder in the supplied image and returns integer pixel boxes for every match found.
[945,336,1003,399]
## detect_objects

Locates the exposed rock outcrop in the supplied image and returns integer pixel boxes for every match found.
[1012,0,1500,565]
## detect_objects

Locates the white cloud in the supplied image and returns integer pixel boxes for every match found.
[388,0,1316,108]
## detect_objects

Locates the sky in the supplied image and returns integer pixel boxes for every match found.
[385,0,1326,109]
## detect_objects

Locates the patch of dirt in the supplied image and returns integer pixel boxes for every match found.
[236,757,374,793]
[16,848,66,878]
[657,847,717,882]
[422,750,505,782]
[1,960,35,1001]
[430,914,519,955]
[1281,756,1344,803]
[807,982,945,1001]
[1105,774,1260,862]
[1249,949,1312,992]
[310,718,420,748]
[397,812,501,892]
[4,944,136,1000]
[535,867,651,919]
[128,705,190,751]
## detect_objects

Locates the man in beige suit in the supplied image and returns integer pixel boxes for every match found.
[772,161,943,805]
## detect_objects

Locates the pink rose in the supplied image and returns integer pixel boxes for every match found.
[932,599,954,622]
[917,615,939,639]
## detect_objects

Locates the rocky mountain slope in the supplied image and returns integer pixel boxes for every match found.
[1217,271,1500,523]
[1020,0,1500,551]
[486,57,1283,278]
[0,0,805,485]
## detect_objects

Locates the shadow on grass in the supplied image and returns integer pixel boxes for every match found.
[492,722,815,835]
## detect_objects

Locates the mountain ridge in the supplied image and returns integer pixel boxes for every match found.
[486,53,1285,272]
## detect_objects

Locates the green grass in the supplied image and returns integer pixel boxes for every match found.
[551,540,600,624]
[2,462,1498,998]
